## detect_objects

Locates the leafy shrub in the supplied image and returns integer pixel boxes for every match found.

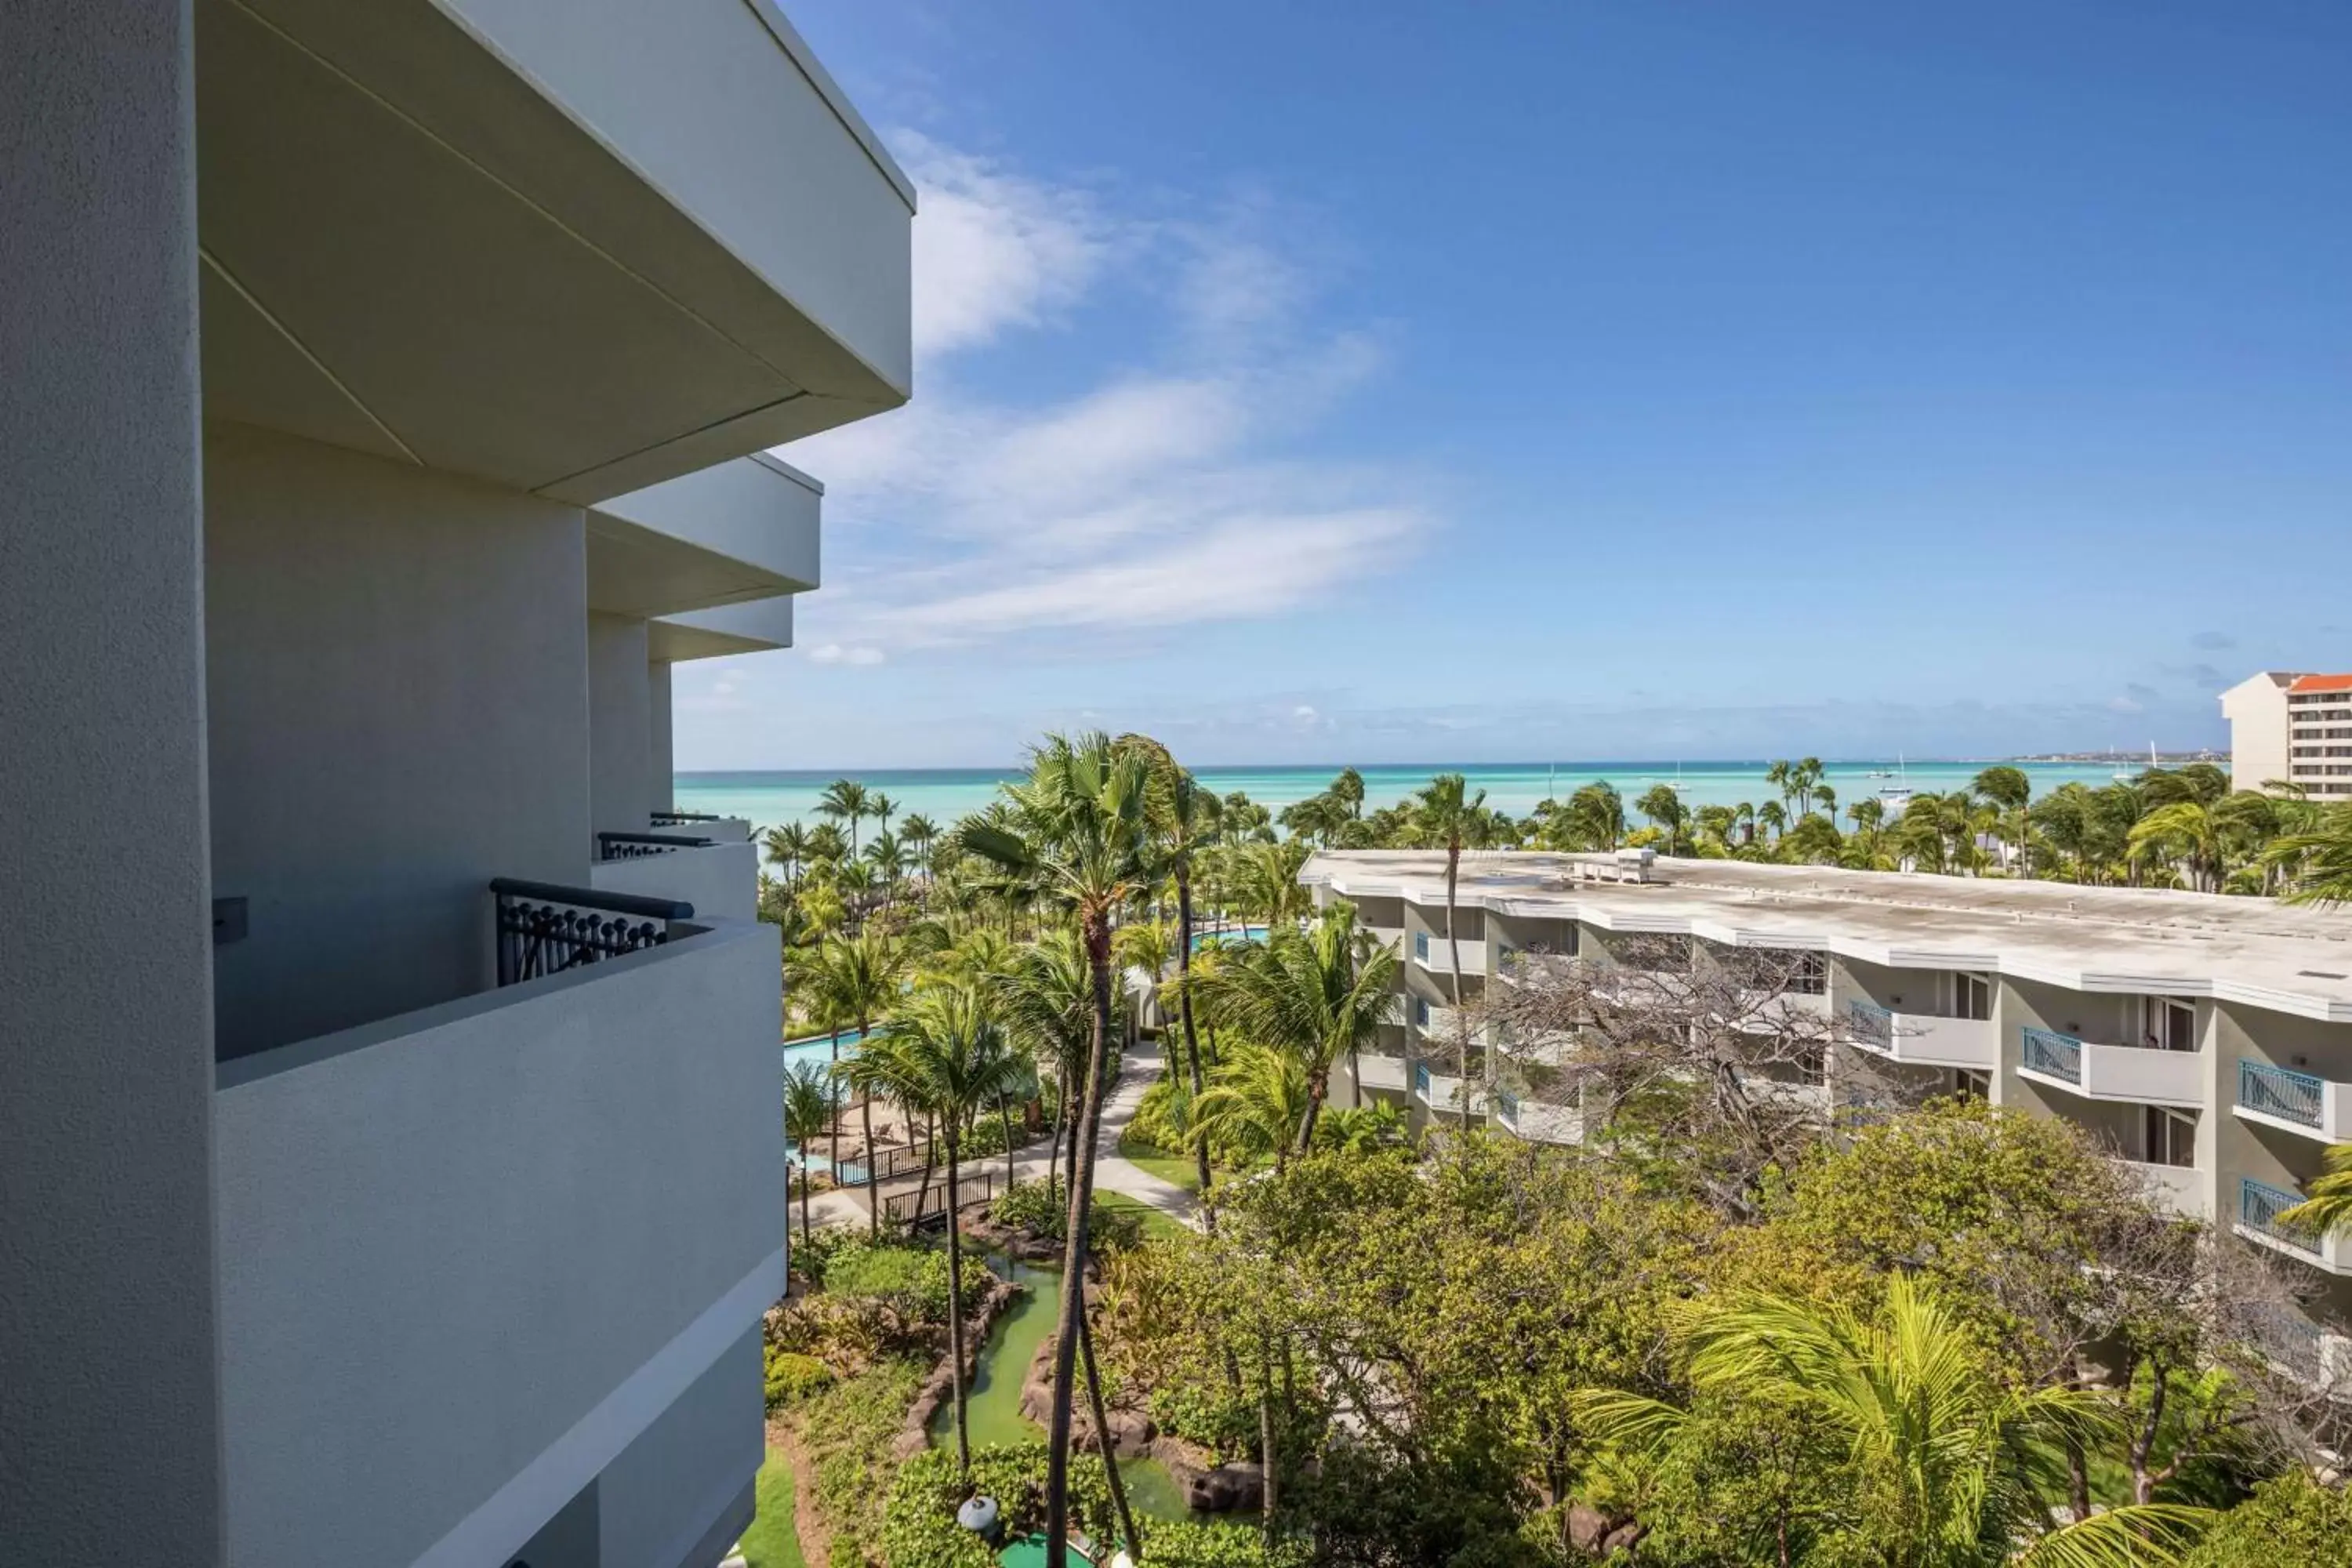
[1127,1075,1194,1156]
[764,1348,833,1410]
[1145,1378,1260,1461]
[880,1443,1116,1568]
[822,1238,989,1327]
[2186,1471,2352,1567]
[991,1178,1144,1252]
[1140,1518,1305,1568]
[788,1357,926,1566]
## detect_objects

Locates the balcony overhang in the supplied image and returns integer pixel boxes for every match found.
[589,454,822,619]
[194,0,913,505]
[651,596,795,662]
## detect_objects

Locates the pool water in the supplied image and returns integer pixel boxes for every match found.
[931,1254,1237,1527]
[1188,926,1268,954]
[782,1025,876,1076]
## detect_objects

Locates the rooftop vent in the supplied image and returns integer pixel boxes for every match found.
[2297,969,2348,981]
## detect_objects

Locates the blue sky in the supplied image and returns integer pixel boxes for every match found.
[672,0,2352,770]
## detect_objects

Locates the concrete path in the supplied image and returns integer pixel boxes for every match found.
[799,1041,1200,1232]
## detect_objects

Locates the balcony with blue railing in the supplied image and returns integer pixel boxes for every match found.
[2019,1025,2202,1108]
[2236,1177,2352,1273]
[2236,1059,2351,1142]
[1843,999,1998,1069]
[1494,1087,1519,1127]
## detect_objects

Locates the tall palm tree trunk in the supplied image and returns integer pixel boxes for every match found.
[945,1131,971,1479]
[829,1027,844,1189]
[1047,920,1116,1568]
[1349,1041,1364,1109]
[999,1088,1018,1189]
[1078,1308,1141,1563]
[1176,868,1214,1214]
[858,1009,880,1236]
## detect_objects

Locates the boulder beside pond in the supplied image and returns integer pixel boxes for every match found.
[1151,1438,1264,1514]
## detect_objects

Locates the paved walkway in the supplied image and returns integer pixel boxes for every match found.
[801,1041,1200,1232]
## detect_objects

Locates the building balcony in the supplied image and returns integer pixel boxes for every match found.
[2017,1026,2204,1108]
[213,890,783,1567]
[1352,1052,1410,1094]
[1843,1000,1998,1070]
[1412,1059,1475,1114]
[2115,1160,2209,1221]
[2235,1178,2352,1274]
[591,833,760,923]
[1494,1087,1585,1146]
[2245,1305,2352,1396]
[1410,931,1486,977]
[590,455,822,621]
[197,0,912,504]
[1733,988,1832,1032]
[2235,1059,2352,1143]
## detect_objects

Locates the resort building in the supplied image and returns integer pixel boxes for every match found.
[2222,669,2352,798]
[2,4,909,1566]
[1305,850,2352,1387]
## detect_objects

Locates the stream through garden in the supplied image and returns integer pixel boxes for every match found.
[927,1252,1240,1528]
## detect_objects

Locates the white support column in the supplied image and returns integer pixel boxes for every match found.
[0,1,223,1559]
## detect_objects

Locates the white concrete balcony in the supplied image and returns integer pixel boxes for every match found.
[590,455,821,620]
[2236,1178,2352,1275]
[653,595,797,661]
[2115,1160,2209,1221]
[592,834,760,923]
[1494,1087,1585,1145]
[2235,1060,2352,1143]
[1412,1059,1475,1113]
[197,0,912,503]
[1842,1000,1998,1070]
[214,906,782,1568]
[2019,1027,2203,1109]
[1410,931,1486,976]
[1732,988,1832,1032]
[1414,1003,1468,1040]
[1352,1053,1409,1094]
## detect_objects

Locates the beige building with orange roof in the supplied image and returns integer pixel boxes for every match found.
[2223,670,2352,798]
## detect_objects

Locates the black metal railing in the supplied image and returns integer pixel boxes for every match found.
[491,879,694,987]
[597,831,713,861]
[825,1141,932,1189]
[652,811,722,827]
[884,1168,999,1226]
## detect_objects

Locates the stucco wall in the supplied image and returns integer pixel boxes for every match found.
[590,840,759,924]
[204,423,591,1057]
[590,612,655,843]
[649,659,674,811]
[597,1324,764,1568]
[0,4,225,1559]
[214,918,784,1568]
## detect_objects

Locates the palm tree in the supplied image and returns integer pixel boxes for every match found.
[1764,759,1793,820]
[1636,783,1691,856]
[871,982,1025,1481]
[2127,801,2223,893]
[1204,902,1402,1135]
[1972,764,2032,875]
[959,731,1153,1566]
[818,779,869,855]
[1120,739,1228,1205]
[868,789,897,841]
[782,1061,835,1250]
[2278,1142,2352,1243]
[1191,1042,1312,1174]
[806,930,905,1236]
[1578,1275,2210,1566]
[1566,780,1627,850]
[1406,773,1506,1127]
[1791,756,1824,819]
[2267,801,2352,906]
[900,812,941,879]
[996,930,1099,1196]
[764,822,813,889]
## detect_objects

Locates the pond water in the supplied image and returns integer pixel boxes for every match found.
[931,1252,1243,1529]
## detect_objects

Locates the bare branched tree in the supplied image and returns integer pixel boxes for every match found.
[1479,935,1860,1217]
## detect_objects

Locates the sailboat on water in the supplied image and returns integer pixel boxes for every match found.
[1875,753,1913,815]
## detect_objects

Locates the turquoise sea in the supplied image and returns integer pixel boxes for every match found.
[677,760,2135,836]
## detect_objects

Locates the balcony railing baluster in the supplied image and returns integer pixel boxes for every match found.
[597,830,714,862]
[2022,1026,2084,1084]
[2239,1059,2326,1130]
[491,879,694,987]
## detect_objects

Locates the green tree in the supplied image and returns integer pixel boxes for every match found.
[818,778,870,855]
[1120,736,1226,1205]
[764,821,812,888]
[870,981,1026,1480]
[806,930,906,1235]
[1580,1276,2212,1567]
[782,1060,835,1249]
[1637,782,1693,856]
[1190,1042,1312,1174]
[1973,764,2034,875]
[2267,802,2352,906]
[959,731,1155,1566]
[2183,1471,2352,1568]
[996,929,1100,1196]
[1406,773,1508,1126]
[1201,901,1401,1139]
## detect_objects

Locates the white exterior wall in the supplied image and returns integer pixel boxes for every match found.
[591,840,760,924]
[590,611,655,843]
[205,423,592,1058]
[649,660,675,812]
[2221,673,2293,793]
[215,920,782,1568]
[0,4,225,1557]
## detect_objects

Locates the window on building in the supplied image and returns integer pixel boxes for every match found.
[1414,997,1430,1028]
[1954,1069,1991,1101]
[1955,971,1992,1021]
[1413,931,1429,961]
[2142,996,2195,1052]
[2142,1106,2195,1168]
[1788,949,1828,995]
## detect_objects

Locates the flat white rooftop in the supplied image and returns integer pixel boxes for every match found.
[1303,851,2352,1023]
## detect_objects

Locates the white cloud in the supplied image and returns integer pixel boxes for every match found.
[779,136,1432,661]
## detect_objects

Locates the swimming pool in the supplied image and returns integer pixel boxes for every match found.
[782,1025,877,1076]
[1189,924,1268,953]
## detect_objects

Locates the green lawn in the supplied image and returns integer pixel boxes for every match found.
[1115,1132,1203,1194]
[1098,1189,1189,1243]
[738,1449,806,1568]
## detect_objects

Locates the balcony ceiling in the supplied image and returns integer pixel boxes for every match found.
[586,454,821,619]
[194,0,912,505]
[650,597,795,662]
